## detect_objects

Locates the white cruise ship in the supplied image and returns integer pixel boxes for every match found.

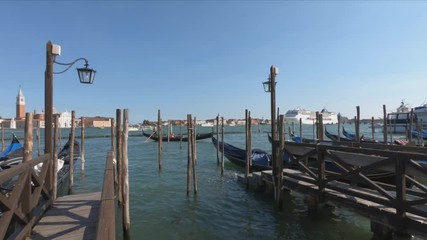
[284,108,338,125]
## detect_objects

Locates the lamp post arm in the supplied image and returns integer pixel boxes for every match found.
[53,57,89,74]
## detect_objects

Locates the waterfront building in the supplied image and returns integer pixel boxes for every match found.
[16,85,25,120]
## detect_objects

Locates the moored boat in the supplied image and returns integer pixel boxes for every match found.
[0,134,24,169]
[325,127,352,142]
[386,100,411,134]
[0,134,22,161]
[143,130,213,142]
[212,136,290,171]
[1,136,80,192]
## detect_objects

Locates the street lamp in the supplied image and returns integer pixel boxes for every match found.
[262,64,278,148]
[263,65,279,198]
[45,41,96,156]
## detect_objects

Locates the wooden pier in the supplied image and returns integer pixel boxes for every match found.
[0,108,132,240]
[241,141,427,239]
[0,149,116,240]
[30,192,101,239]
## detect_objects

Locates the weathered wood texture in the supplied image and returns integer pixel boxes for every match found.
[30,192,101,240]
[0,153,52,240]
[122,109,131,239]
[96,150,116,240]
[81,117,86,175]
[281,141,427,238]
[116,109,123,205]
[69,110,76,193]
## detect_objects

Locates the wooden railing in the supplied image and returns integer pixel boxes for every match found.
[96,150,116,239]
[0,154,52,240]
[283,141,427,236]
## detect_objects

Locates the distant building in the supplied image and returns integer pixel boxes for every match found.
[16,86,25,120]
[83,117,111,128]
[0,118,16,129]
[58,111,72,128]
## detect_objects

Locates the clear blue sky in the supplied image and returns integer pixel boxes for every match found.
[1,1,426,123]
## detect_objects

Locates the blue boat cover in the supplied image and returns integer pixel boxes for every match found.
[0,134,22,159]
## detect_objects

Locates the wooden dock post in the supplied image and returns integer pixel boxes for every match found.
[409,109,414,142]
[158,109,162,170]
[81,117,85,175]
[315,112,320,140]
[122,109,131,239]
[180,121,183,150]
[1,122,3,152]
[356,106,360,142]
[53,115,59,201]
[216,115,220,165]
[68,110,76,194]
[37,124,41,156]
[167,121,170,143]
[316,112,324,141]
[276,115,285,209]
[110,118,116,185]
[337,113,341,141]
[110,118,115,151]
[23,112,33,216]
[245,110,251,188]
[116,109,123,205]
[299,118,302,142]
[312,119,315,140]
[221,117,225,176]
[192,117,197,195]
[383,105,388,144]
[186,114,192,195]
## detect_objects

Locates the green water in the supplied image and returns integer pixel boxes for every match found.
[2,124,422,239]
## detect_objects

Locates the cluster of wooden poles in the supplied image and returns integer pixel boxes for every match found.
[154,110,200,196]
[111,108,131,239]
[4,110,88,200]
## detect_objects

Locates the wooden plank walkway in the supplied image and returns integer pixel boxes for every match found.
[243,169,427,239]
[30,192,101,240]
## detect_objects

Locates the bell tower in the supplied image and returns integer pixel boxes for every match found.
[16,85,25,119]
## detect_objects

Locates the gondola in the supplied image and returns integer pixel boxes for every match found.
[0,134,24,169]
[342,127,378,143]
[325,127,352,142]
[58,136,81,164]
[1,136,79,192]
[212,136,290,171]
[143,130,213,142]
[0,134,22,160]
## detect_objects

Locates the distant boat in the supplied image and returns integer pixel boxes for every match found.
[284,107,338,125]
[142,130,213,142]
[128,126,139,131]
[386,100,411,134]
[200,122,214,127]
